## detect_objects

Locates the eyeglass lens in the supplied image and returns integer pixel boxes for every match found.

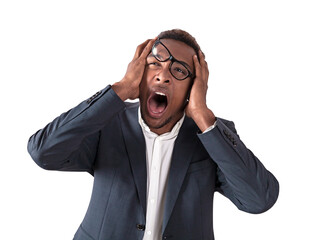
[152,42,189,80]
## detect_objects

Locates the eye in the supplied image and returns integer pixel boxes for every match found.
[173,66,187,75]
[147,62,160,67]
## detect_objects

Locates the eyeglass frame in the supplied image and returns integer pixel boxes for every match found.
[150,39,194,81]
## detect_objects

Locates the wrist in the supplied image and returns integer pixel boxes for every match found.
[111,81,130,101]
[191,107,216,132]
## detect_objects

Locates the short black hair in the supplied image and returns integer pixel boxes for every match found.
[157,29,202,58]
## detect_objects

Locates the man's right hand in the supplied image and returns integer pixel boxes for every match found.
[112,38,157,101]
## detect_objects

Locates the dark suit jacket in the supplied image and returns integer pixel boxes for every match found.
[27,85,279,240]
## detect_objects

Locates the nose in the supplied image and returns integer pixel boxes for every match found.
[155,64,171,84]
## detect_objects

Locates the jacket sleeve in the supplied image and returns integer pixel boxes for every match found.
[27,85,125,175]
[198,118,279,214]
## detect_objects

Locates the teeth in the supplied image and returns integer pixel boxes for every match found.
[155,92,166,96]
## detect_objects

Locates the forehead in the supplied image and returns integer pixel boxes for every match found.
[157,39,196,71]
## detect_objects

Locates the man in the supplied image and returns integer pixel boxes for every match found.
[27,29,279,240]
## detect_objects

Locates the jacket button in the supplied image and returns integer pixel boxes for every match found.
[163,235,173,239]
[223,129,229,136]
[136,224,145,231]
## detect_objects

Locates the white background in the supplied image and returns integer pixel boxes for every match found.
[1,0,310,239]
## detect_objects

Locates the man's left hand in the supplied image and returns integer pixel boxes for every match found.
[185,51,216,132]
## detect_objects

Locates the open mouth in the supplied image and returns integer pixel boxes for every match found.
[147,91,168,117]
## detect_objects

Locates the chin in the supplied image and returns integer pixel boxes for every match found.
[143,114,173,130]
[141,104,184,134]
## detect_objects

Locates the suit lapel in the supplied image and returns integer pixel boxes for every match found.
[162,117,199,231]
[119,104,147,217]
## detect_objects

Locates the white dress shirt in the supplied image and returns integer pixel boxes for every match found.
[139,108,184,240]
[138,108,216,240]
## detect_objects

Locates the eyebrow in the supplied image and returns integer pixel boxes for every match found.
[148,51,193,73]
[148,54,192,71]
[167,50,193,71]
[178,60,192,72]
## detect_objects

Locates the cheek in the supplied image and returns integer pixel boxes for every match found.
[172,82,192,105]
[141,69,153,86]
[176,81,192,97]
[139,71,148,92]
[139,71,152,102]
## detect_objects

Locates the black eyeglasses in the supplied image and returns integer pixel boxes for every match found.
[150,39,193,80]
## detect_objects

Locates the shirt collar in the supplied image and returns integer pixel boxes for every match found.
[138,106,185,140]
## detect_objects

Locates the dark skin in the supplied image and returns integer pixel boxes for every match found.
[112,38,216,135]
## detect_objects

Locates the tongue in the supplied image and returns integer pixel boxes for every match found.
[149,95,167,114]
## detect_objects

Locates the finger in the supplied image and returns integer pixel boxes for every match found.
[193,54,202,79]
[133,39,151,59]
[198,50,205,66]
[140,37,157,59]
[199,51,209,83]
[204,61,209,82]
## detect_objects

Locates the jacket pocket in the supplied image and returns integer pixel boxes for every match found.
[73,225,95,240]
[187,159,213,174]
